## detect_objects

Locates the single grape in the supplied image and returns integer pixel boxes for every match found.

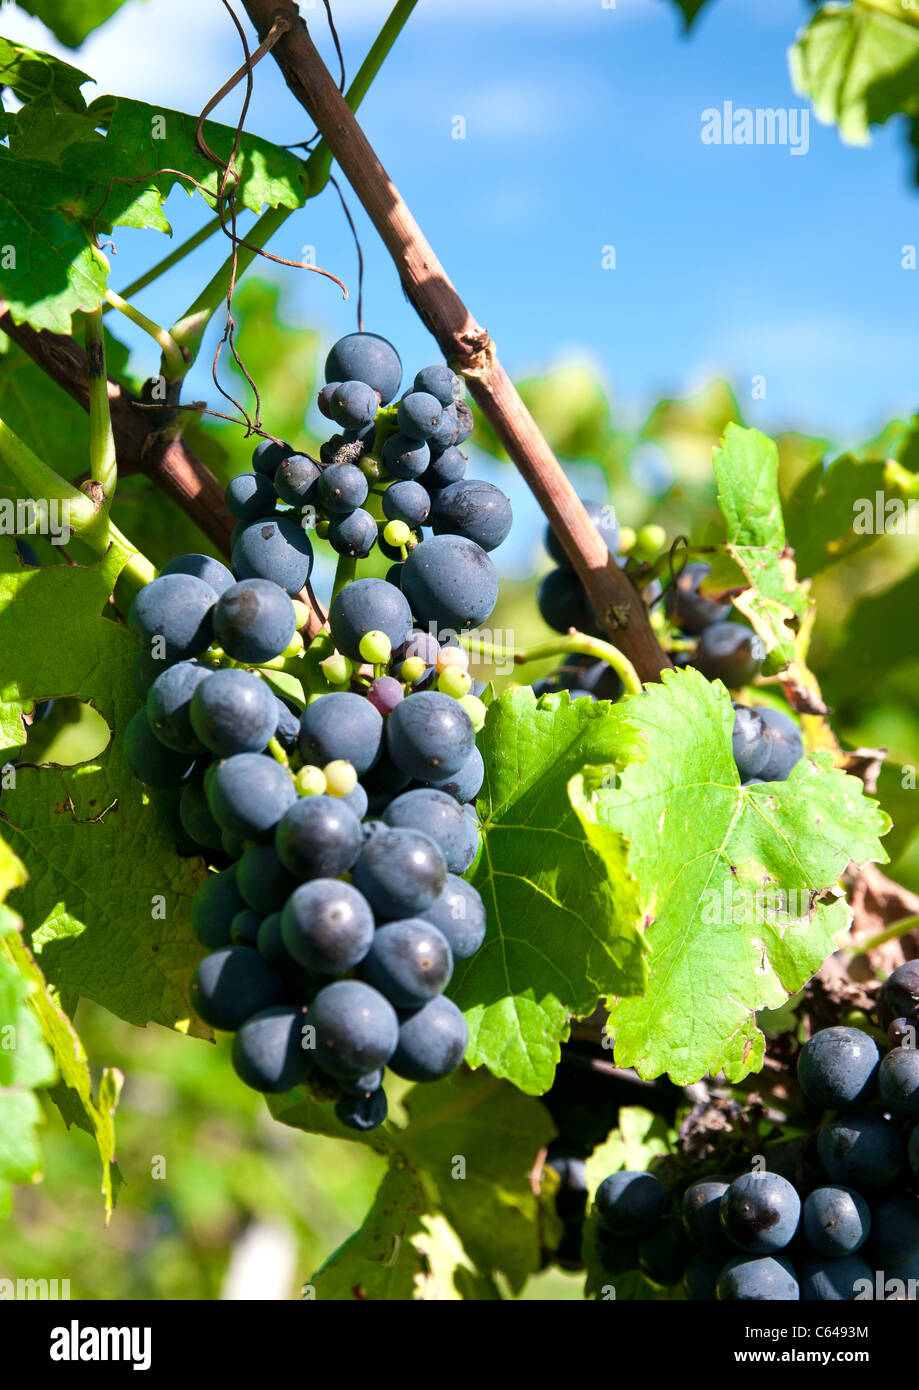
[298,691,383,775]
[595,1172,667,1238]
[437,667,473,699]
[537,568,598,635]
[323,759,357,798]
[401,534,499,631]
[731,705,772,781]
[161,553,236,596]
[881,961,919,1030]
[817,1110,904,1192]
[329,577,413,662]
[236,842,297,916]
[383,788,479,874]
[422,745,485,804]
[336,1087,388,1131]
[681,1178,731,1255]
[386,690,475,782]
[123,709,197,788]
[351,826,447,918]
[865,1194,919,1267]
[226,471,277,523]
[877,1046,919,1118]
[367,676,404,715]
[230,908,262,948]
[273,696,300,753]
[383,479,431,528]
[381,431,430,480]
[231,1005,312,1092]
[388,994,468,1082]
[281,878,375,973]
[311,979,399,1079]
[798,1253,873,1302]
[231,516,314,596]
[683,1253,723,1301]
[638,1214,694,1287]
[275,794,362,879]
[597,1231,638,1277]
[252,438,294,477]
[256,912,297,973]
[719,1172,800,1254]
[189,669,278,756]
[545,500,620,571]
[274,454,320,506]
[431,479,513,552]
[190,866,246,949]
[129,573,217,663]
[318,461,369,515]
[803,1186,871,1257]
[328,507,377,558]
[329,379,379,430]
[205,753,297,841]
[189,946,287,1031]
[213,578,297,664]
[399,630,441,666]
[145,660,212,753]
[397,390,443,441]
[179,776,224,852]
[694,621,766,687]
[132,648,170,699]
[325,332,402,404]
[889,1017,918,1048]
[755,707,804,781]
[665,561,726,633]
[426,402,458,451]
[414,364,460,406]
[797,1026,879,1109]
[359,630,392,664]
[419,445,467,494]
[716,1254,799,1301]
[361,918,453,1009]
[317,382,339,419]
[452,399,473,445]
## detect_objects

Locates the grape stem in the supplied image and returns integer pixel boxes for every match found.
[83,304,118,507]
[849,914,919,957]
[331,553,357,601]
[460,631,642,697]
[266,737,290,767]
[104,289,187,380]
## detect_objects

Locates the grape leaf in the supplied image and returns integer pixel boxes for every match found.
[700,423,809,674]
[310,1161,497,1301]
[13,1,135,49]
[0,542,209,1036]
[451,688,647,1096]
[398,1069,554,1291]
[591,668,889,1085]
[791,0,919,145]
[785,453,919,578]
[0,35,91,110]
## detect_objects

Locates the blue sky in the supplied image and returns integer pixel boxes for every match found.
[3,0,918,450]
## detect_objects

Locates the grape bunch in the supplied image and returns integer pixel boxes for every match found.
[122,332,512,1131]
[535,516,804,787]
[587,964,919,1299]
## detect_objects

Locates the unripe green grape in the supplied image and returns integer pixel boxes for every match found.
[291,600,311,628]
[282,631,305,658]
[319,652,353,685]
[635,523,667,557]
[323,759,358,797]
[359,629,392,664]
[399,656,427,684]
[459,694,487,730]
[438,667,473,698]
[360,456,381,483]
[316,518,330,540]
[296,765,327,796]
[618,525,637,554]
[383,519,411,547]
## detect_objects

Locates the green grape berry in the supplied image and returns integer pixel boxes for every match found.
[618,525,637,554]
[323,759,358,797]
[383,519,411,548]
[282,631,305,659]
[399,656,428,684]
[295,765,327,796]
[291,599,311,629]
[319,652,354,686]
[359,629,393,664]
[437,667,473,699]
[459,694,487,730]
[635,523,667,557]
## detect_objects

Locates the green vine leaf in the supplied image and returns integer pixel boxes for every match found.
[0,542,208,1036]
[12,1,135,50]
[0,35,91,110]
[590,667,889,1085]
[451,688,647,1096]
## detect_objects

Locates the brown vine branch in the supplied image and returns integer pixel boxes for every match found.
[241,0,672,683]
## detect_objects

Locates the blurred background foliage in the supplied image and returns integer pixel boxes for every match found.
[2,267,917,1298]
